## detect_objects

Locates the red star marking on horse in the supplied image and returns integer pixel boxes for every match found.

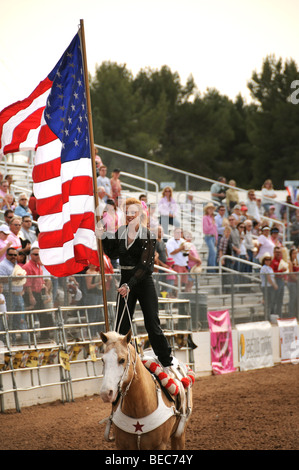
[133,421,144,432]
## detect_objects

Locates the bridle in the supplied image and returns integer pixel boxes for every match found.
[102,339,138,403]
[118,343,137,398]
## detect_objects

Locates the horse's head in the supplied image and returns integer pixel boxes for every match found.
[99,330,133,403]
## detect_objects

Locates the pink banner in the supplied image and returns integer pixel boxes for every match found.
[207,310,237,375]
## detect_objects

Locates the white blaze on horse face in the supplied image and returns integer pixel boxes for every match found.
[100,349,125,403]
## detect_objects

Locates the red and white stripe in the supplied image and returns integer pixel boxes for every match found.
[0,78,52,156]
[0,80,99,277]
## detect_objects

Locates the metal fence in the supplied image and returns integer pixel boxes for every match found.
[0,272,194,412]
[0,269,298,412]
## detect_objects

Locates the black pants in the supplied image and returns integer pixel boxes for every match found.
[116,274,172,366]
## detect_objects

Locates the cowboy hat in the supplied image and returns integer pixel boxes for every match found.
[260,252,272,264]
[204,202,216,213]
[11,264,27,286]
[190,264,202,278]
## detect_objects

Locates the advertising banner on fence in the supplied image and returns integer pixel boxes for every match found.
[207,310,236,375]
[277,318,299,363]
[236,321,273,371]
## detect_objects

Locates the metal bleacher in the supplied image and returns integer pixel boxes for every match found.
[0,147,293,330]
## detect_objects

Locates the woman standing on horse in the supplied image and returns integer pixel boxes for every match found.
[96,197,174,368]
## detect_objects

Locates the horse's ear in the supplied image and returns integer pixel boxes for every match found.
[100,332,108,344]
[125,330,132,344]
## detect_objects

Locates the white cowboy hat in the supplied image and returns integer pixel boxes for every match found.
[190,264,202,278]
[260,252,272,264]
[204,202,216,213]
[11,264,27,286]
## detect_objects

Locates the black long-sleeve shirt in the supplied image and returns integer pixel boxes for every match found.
[102,225,156,289]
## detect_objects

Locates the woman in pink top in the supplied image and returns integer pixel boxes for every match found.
[110,169,122,201]
[158,186,180,236]
[203,202,218,271]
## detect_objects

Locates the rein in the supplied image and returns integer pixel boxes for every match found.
[118,343,137,398]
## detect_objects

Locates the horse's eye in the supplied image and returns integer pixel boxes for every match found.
[119,358,125,365]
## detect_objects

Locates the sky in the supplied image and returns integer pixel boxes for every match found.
[1,0,299,112]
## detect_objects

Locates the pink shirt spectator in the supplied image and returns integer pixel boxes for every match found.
[23,259,44,293]
[158,197,178,217]
[7,232,22,250]
[203,215,218,241]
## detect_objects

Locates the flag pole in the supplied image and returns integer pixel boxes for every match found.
[79,19,110,332]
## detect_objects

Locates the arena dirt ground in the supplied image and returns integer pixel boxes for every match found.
[1,363,298,451]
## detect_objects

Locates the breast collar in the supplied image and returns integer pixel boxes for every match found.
[111,386,177,435]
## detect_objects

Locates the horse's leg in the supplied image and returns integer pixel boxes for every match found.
[171,432,185,450]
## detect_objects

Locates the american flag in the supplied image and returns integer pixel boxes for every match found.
[0,31,99,276]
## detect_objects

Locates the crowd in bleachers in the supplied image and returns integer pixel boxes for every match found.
[0,157,299,343]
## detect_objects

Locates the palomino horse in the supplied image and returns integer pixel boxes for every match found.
[100,330,193,450]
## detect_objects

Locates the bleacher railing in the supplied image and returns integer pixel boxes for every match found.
[0,269,298,412]
[95,143,298,240]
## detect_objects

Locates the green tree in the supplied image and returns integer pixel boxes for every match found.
[247,55,299,187]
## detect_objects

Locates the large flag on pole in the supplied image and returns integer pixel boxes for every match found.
[0,30,99,276]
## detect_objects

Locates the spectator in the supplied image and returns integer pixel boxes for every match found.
[0,224,12,262]
[158,186,180,236]
[0,180,10,200]
[4,174,14,193]
[97,186,107,216]
[165,256,176,297]
[256,225,275,262]
[23,246,52,340]
[102,199,119,233]
[14,193,33,219]
[17,250,27,267]
[210,176,227,204]
[244,219,256,269]
[155,226,168,270]
[0,247,28,343]
[148,203,159,237]
[227,215,241,270]
[260,252,278,321]
[231,204,242,223]
[29,192,39,221]
[3,209,14,226]
[255,196,264,219]
[240,205,248,222]
[110,168,122,202]
[270,227,282,248]
[290,210,299,247]
[154,225,170,293]
[237,221,248,272]
[270,246,288,318]
[268,205,277,224]
[139,194,148,204]
[215,205,227,238]
[166,228,189,292]
[96,165,112,202]
[7,217,22,250]
[84,264,103,338]
[261,179,277,213]
[203,202,218,271]
[288,247,299,316]
[115,196,126,227]
[246,189,261,222]
[218,226,232,268]
[20,216,37,245]
[184,230,202,292]
[280,195,296,222]
[183,191,196,217]
[2,193,16,211]
[94,147,103,176]
[225,179,239,213]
